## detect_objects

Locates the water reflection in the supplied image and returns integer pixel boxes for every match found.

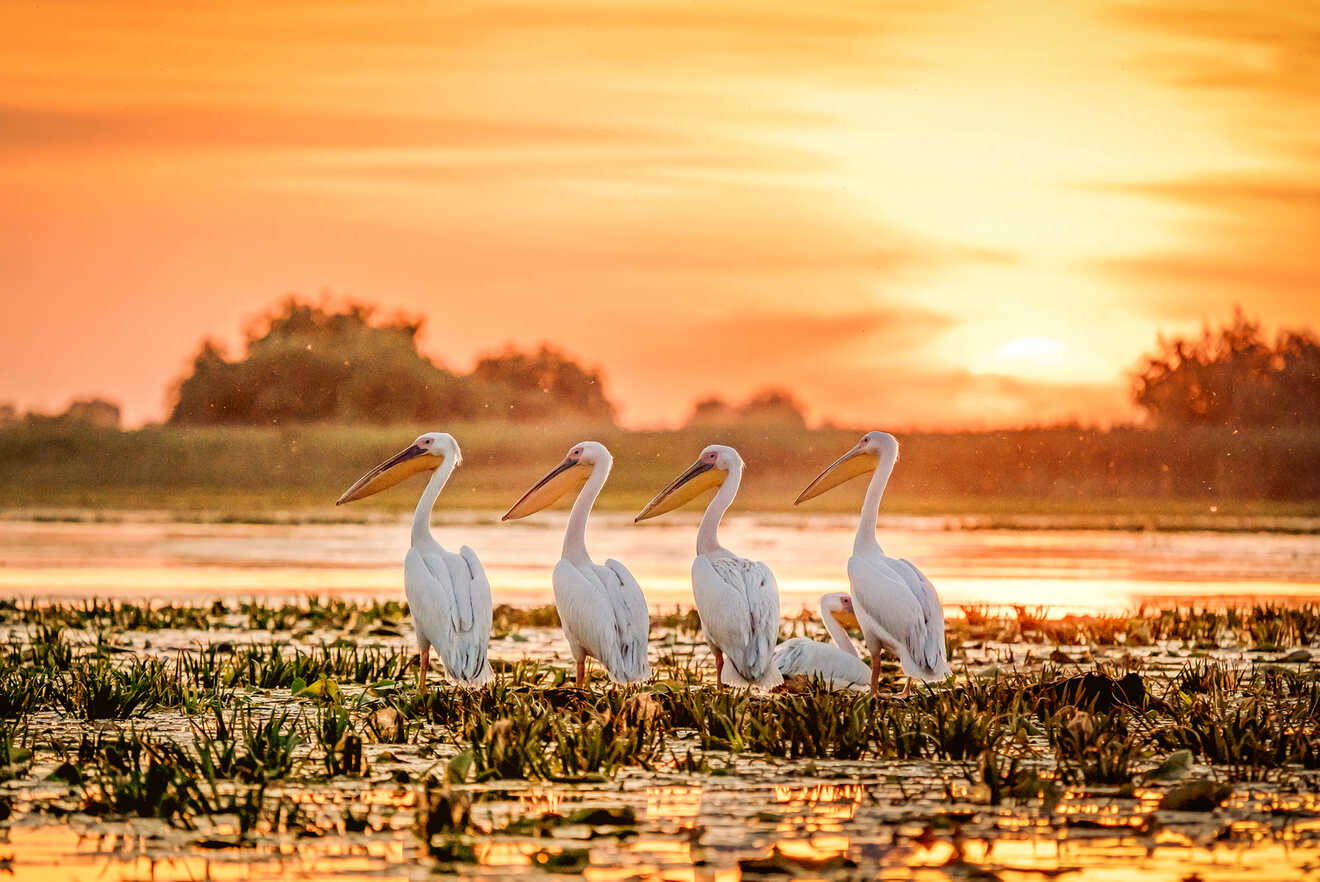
[2,516,1317,612]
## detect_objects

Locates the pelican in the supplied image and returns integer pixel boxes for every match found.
[795,431,951,696]
[502,441,651,687]
[336,432,492,689]
[774,593,871,690]
[635,445,782,689]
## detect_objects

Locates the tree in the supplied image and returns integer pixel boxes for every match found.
[739,388,808,428]
[470,345,616,423]
[1132,307,1320,427]
[169,298,618,425]
[683,387,807,428]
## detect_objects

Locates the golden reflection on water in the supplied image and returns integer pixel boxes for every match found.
[473,840,536,867]
[515,788,564,816]
[5,519,1318,613]
[0,826,413,882]
[644,785,703,826]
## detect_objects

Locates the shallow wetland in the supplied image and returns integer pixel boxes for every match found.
[1,597,1318,881]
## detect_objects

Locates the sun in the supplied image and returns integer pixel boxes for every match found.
[995,337,1068,361]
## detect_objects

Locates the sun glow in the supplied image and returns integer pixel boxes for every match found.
[996,337,1068,361]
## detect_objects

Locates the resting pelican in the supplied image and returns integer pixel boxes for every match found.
[502,441,651,687]
[635,445,782,689]
[774,593,871,690]
[795,431,951,696]
[336,432,492,689]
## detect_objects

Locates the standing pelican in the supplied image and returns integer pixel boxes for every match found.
[774,593,871,690]
[336,432,492,689]
[502,441,651,687]
[635,445,782,690]
[795,432,950,696]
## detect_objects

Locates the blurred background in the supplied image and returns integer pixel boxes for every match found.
[2,1,1318,614]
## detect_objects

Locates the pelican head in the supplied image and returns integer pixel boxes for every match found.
[822,592,861,631]
[634,444,741,523]
[502,441,610,521]
[795,431,897,505]
[336,432,460,505]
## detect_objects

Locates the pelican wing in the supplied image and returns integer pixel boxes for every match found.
[406,545,493,686]
[459,545,494,641]
[773,637,870,689]
[893,557,950,677]
[693,555,782,688]
[847,553,947,681]
[601,559,653,681]
[553,559,650,683]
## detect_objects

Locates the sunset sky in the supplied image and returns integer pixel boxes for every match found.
[3,1,1317,429]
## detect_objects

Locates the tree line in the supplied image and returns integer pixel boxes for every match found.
[9,298,1311,430]
[1132,307,1320,428]
[168,299,615,425]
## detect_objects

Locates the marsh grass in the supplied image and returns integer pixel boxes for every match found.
[1,597,1318,869]
[55,656,187,720]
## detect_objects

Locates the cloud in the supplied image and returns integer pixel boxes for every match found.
[1110,1,1320,160]
[0,104,687,152]
[1091,173,1320,324]
[853,369,1135,430]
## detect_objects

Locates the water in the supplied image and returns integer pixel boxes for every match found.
[3,514,1319,882]
[2,513,1318,612]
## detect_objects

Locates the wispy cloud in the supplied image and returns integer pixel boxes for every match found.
[1,0,1316,427]
[1093,174,1320,323]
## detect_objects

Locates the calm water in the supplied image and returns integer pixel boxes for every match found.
[3,513,1318,612]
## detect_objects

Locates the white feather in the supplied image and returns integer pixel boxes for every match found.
[553,557,652,683]
[774,637,870,690]
[693,555,782,688]
[405,542,493,686]
[848,551,950,682]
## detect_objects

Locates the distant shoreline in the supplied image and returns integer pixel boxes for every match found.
[5,422,1317,533]
[3,505,1317,534]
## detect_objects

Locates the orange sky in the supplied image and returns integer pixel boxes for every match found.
[3,0,1318,428]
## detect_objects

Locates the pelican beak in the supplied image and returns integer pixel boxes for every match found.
[634,459,727,522]
[502,458,588,521]
[794,443,878,505]
[336,444,435,505]
[830,608,862,631]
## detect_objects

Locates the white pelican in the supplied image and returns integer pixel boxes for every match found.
[774,593,871,690]
[502,441,651,687]
[336,432,492,689]
[795,431,951,696]
[635,445,782,690]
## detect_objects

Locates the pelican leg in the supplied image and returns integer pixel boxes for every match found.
[899,679,912,699]
[576,656,588,689]
[418,649,430,692]
[713,648,725,689]
[869,657,881,697]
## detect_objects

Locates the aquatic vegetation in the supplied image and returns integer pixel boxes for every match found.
[1,597,1318,880]
[1048,708,1142,784]
[192,706,304,783]
[55,656,187,719]
[315,706,361,777]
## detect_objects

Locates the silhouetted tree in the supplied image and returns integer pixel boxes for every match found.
[740,388,808,427]
[684,387,807,428]
[687,396,737,425]
[169,299,616,425]
[470,345,616,422]
[1132,307,1320,427]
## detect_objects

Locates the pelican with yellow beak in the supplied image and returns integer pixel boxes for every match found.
[635,444,782,689]
[774,593,871,690]
[796,431,950,696]
[502,441,651,687]
[336,432,492,689]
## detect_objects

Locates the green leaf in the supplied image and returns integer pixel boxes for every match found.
[447,749,474,784]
